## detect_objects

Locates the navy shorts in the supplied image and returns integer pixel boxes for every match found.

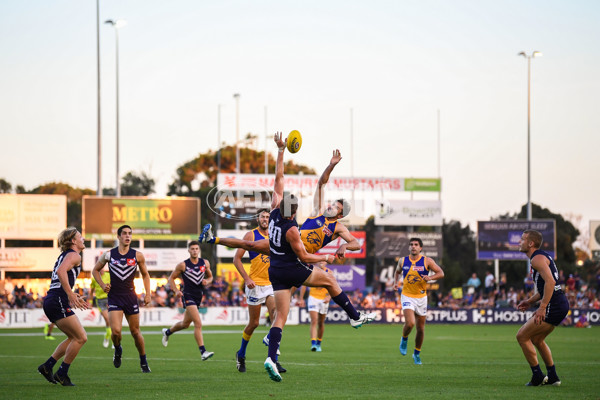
[43,293,75,323]
[269,263,313,291]
[544,292,569,326]
[108,292,139,315]
[183,293,203,308]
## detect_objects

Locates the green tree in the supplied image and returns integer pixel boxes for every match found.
[121,171,155,196]
[0,178,12,193]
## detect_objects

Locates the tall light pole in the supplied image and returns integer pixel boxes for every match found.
[233,93,240,174]
[105,19,126,197]
[96,0,102,196]
[518,51,542,221]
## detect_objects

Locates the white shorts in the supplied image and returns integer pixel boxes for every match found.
[307,295,329,315]
[245,284,274,306]
[401,294,428,316]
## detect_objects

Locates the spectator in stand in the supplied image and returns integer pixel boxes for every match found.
[507,287,518,308]
[484,271,495,295]
[466,273,481,292]
[566,274,576,292]
[524,274,535,294]
[575,314,589,328]
[361,292,375,308]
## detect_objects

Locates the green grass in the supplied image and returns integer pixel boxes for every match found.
[1,324,598,399]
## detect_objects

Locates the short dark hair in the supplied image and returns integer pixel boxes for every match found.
[117,225,132,236]
[188,240,200,248]
[409,237,423,247]
[279,194,298,218]
[336,199,351,218]
[257,208,270,219]
[523,230,543,248]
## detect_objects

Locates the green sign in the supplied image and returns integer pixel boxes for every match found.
[83,197,200,240]
[404,178,441,192]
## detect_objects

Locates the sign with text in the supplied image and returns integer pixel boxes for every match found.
[0,194,66,239]
[0,248,58,271]
[217,174,441,193]
[375,232,443,259]
[82,196,200,240]
[375,200,442,226]
[477,220,556,260]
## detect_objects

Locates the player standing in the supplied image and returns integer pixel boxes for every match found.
[161,241,214,361]
[393,237,444,365]
[516,229,569,386]
[92,225,152,373]
[38,227,90,386]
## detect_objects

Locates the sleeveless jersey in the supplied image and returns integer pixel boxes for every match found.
[48,249,81,296]
[108,247,139,295]
[307,267,330,300]
[530,249,563,299]
[300,214,338,254]
[248,228,271,285]
[181,258,207,297]
[268,208,301,269]
[399,255,430,299]
[90,270,110,300]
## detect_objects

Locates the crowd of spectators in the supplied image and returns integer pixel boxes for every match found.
[2,269,600,314]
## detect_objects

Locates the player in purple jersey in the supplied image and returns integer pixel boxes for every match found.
[92,225,152,373]
[37,227,90,386]
[261,133,376,383]
[161,241,215,360]
[516,229,569,387]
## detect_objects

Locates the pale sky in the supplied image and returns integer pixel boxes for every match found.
[1,0,598,236]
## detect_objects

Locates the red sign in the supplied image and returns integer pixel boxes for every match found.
[316,231,366,258]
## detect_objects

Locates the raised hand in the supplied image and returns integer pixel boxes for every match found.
[330,149,342,165]
[274,131,285,150]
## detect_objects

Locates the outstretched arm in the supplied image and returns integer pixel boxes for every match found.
[271,132,286,210]
[333,224,360,259]
[233,231,255,288]
[287,227,333,265]
[312,149,342,216]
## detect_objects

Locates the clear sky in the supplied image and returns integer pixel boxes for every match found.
[1,0,598,236]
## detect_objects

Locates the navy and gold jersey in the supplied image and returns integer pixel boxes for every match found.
[108,247,138,295]
[48,249,81,296]
[269,208,301,269]
[300,214,338,254]
[181,258,207,297]
[248,228,271,285]
[398,255,430,299]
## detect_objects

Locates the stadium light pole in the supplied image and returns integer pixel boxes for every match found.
[233,93,240,174]
[518,51,542,221]
[105,19,126,197]
[96,0,102,197]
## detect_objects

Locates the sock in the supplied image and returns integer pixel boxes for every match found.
[547,364,558,379]
[331,292,360,320]
[414,348,421,355]
[199,346,206,354]
[401,336,408,342]
[268,327,282,361]
[311,339,317,346]
[45,356,57,369]
[239,332,251,357]
[56,362,70,377]
[140,354,147,365]
[105,327,111,338]
[115,344,122,356]
[530,364,543,376]
[165,329,172,336]
[317,338,322,345]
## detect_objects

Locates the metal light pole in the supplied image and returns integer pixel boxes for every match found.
[233,93,240,174]
[96,0,102,196]
[217,104,222,173]
[105,19,126,197]
[518,51,542,221]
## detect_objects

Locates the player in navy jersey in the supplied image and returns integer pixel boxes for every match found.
[37,227,90,386]
[516,229,569,387]
[261,133,376,382]
[161,241,215,360]
[92,225,152,373]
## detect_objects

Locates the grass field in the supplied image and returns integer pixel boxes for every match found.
[0,323,598,399]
